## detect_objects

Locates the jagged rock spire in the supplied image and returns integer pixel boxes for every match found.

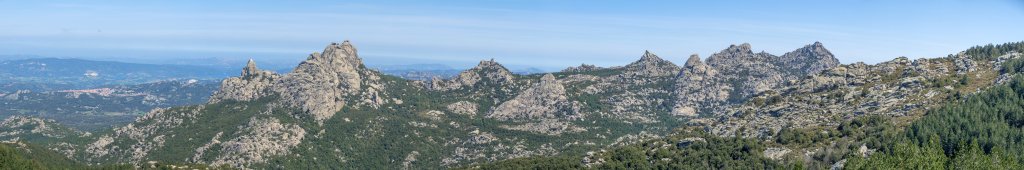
[211,58,280,103]
[242,59,259,77]
[641,50,657,60]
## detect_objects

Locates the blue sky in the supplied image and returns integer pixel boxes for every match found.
[1,0,1022,70]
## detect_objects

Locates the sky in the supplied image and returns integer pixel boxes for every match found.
[1,0,1023,70]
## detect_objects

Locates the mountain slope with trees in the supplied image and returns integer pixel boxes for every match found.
[2,40,1022,169]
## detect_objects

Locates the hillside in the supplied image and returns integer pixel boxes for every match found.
[469,41,1024,169]
[3,40,1022,169]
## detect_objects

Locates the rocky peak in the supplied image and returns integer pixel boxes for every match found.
[673,42,835,117]
[475,59,509,72]
[288,40,367,90]
[679,54,716,77]
[623,50,680,77]
[779,42,840,74]
[241,59,260,77]
[275,40,388,122]
[428,59,516,91]
[212,40,388,123]
[706,43,757,66]
[640,50,658,61]
[728,43,754,53]
[562,63,602,72]
[306,40,362,66]
[684,54,703,68]
[468,59,515,83]
[540,73,557,83]
[210,58,280,103]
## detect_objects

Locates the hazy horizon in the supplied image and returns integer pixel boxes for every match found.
[2,0,1023,70]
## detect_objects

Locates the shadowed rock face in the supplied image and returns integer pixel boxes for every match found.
[673,42,840,117]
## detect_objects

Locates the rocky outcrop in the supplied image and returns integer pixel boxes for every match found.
[489,74,580,121]
[428,59,516,91]
[764,147,792,160]
[672,54,727,116]
[209,59,279,103]
[0,116,86,139]
[1,90,30,100]
[211,117,306,169]
[710,53,998,139]
[672,43,840,117]
[563,51,680,123]
[778,42,841,75]
[953,52,978,75]
[562,64,603,72]
[446,101,478,116]
[622,51,680,77]
[995,52,1023,84]
[499,120,587,135]
[274,41,388,122]
[85,108,185,162]
[209,41,389,123]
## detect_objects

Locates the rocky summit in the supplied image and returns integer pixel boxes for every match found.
[622,51,681,77]
[673,42,841,117]
[428,59,516,91]
[211,41,390,123]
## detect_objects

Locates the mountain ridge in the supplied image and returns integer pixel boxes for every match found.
[22,39,1021,169]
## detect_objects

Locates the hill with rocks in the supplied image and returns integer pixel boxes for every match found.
[4,39,1024,169]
